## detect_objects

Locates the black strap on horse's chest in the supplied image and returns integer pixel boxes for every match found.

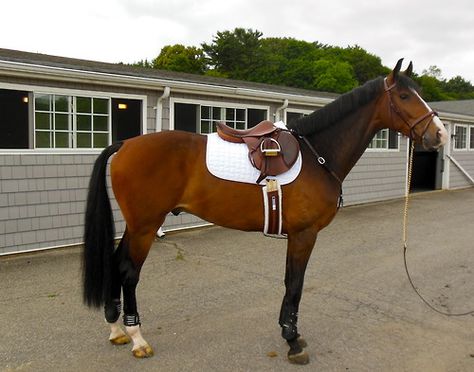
[293,132,344,208]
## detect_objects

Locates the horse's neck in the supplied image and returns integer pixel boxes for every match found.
[310,102,380,182]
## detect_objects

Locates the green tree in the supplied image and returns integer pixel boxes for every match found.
[417,75,450,101]
[202,28,263,80]
[313,59,358,93]
[248,38,323,87]
[422,65,443,79]
[338,45,389,84]
[151,44,207,74]
[442,76,474,99]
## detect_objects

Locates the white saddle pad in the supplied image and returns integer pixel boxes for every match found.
[205,132,302,186]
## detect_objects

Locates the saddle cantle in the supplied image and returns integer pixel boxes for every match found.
[216,121,300,184]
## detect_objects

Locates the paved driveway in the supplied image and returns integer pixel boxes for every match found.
[1,188,474,371]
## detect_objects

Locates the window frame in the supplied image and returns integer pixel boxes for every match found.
[170,97,269,133]
[33,94,111,149]
[453,124,469,151]
[0,82,147,154]
[367,129,401,152]
[470,125,474,150]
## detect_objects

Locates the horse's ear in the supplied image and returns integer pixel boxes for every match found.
[405,61,413,77]
[393,58,404,79]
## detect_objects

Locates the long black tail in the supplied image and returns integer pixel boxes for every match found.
[82,141,123,308]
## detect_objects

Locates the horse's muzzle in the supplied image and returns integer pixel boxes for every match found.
[423,126,448,151]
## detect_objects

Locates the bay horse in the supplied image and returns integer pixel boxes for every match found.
[82,59,448,364]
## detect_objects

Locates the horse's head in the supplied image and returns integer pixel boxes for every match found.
[382,59,448,150]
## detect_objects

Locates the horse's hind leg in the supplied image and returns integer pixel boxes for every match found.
[117,228,156,358]
[104,238,131,346]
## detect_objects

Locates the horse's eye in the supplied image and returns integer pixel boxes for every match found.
[400,93,409,100]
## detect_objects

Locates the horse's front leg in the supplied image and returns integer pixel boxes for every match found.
[279,228,318,365]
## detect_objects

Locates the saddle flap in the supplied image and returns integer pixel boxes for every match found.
[245,131,300,182]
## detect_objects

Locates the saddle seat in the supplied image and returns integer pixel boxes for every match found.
[216,120,278,143]
[216,121,300,183]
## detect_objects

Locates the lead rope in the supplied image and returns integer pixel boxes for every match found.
[403,140,474,316]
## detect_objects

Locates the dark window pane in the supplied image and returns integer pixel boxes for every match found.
[174,102,197,133]
[94,116,108,131]
[248,108,267,128]
[94,98,108,114]
[77,97,92,113]
[93,133,108,148]
[0,89,30,149]
[201,106,210,119]
[55,95,69,112]
[55,132,69,148]
[388,130,398,149]
[35,113,50,129]
[77,133,91,148]
[201,120,210,134]
[55,113,69,130]
[236,109,245,121]
[77,115,91,131]
[36,132,50,148]
[226,108,235,121]
[212,107,222,120]
[35,94,50,111]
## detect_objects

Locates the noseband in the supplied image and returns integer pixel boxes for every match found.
[384,78,438,141]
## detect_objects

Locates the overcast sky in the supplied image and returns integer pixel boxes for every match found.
[1,0,473,82]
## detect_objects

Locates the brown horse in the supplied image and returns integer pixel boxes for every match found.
[82,59,447,364]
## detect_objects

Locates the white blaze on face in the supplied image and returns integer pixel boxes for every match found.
[412,88,448,146]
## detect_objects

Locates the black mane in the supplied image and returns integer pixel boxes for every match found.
[288,77,385,136]
[288,74,420,136]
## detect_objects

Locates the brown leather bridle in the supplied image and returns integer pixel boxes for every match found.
[384,77,439,141]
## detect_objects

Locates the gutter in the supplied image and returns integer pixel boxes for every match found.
[155,86,170,132]
[0,59,334,106]
[275,99,289,122]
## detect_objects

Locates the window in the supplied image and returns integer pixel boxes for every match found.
[0,88,142,150]
[34,93,110,149]
[469,126,474,150]
[454,124,468,150]
[76,97,109,148]
[200,106,246,134]
[173,102,267,134]
[368,129,399,150]
[247,108,267,128]
[35,94,71,148]
[0,89,29,149]
[286,112,306,126]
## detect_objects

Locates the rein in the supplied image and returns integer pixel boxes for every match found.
[403,140,474,316]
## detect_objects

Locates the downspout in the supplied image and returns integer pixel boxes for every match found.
[275,98,288,122]
[155,86,171,132]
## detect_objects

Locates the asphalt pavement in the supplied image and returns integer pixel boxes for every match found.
[1,188,474,372]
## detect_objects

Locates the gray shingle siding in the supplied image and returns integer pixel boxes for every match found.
[343,139,407,205]
[449,151,474,188]
[0,154,98,254]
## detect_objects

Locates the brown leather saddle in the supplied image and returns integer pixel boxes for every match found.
[216,120,300,183]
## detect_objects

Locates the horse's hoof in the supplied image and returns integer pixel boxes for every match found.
[288,350,310,365]
[297,336,308,348]
[109,334,131,345]
[132,344,154,358]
